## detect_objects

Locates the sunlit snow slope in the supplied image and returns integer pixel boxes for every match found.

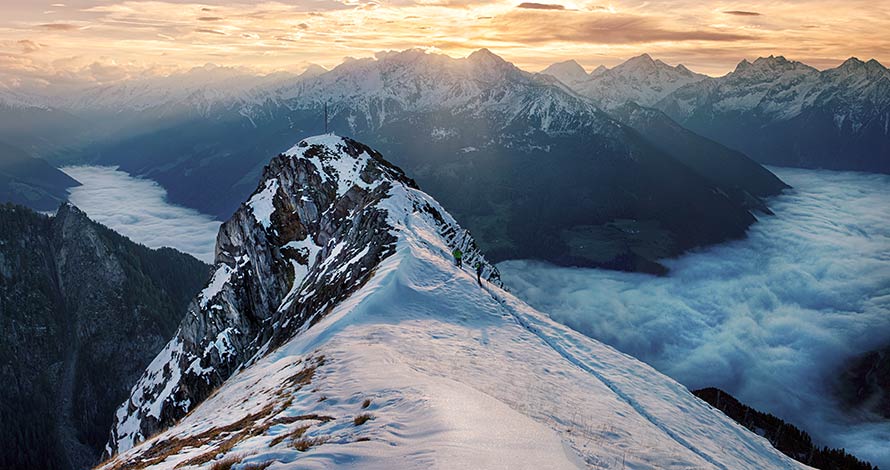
[99,135,810,470]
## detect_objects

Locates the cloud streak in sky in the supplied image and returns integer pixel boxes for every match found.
[516,3,567,10]
[500,167,890,467]
[723,10,761,16]
[62,166,220,263]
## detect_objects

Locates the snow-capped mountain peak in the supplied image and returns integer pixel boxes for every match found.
[541,59,589,85]
[100,134,811,470]
[299,64,328,79]
[590,64,609,77]
[655,54,890,172]
[105,134,500,456]
[547,54,706,109]
[735,55,817,77]
[617,53,656,70]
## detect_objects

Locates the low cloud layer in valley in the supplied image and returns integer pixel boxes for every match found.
[63,166,220,263]
[500,167,890,467]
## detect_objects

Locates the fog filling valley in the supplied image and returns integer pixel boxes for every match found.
[59,164,890,465]
[63,166,221,263]
[500,167,890,467]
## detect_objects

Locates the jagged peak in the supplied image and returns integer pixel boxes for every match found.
[299,63,328,78]
[590,64,609,77]
[464,48,523,80]
[612,53,699,77]
[835,57,888,74]
[542,59,585,73]
[107,134,502,455]
[731,55,816,76]
[541,59,588,83]
[372,48,432,64]
[467,47,502,62]
[278,133,416,198]
[734,58,752,71]
[627,53,654,63]
[842,56,865,67]
[675,63,695,75]
[750,55,795,67]
[54,201,87,220]
[866,58,886,69]
[613,53,656,72]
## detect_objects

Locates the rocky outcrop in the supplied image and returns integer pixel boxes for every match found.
[106,135,501,455]
[0,203,209,470]
[838,347,890,419]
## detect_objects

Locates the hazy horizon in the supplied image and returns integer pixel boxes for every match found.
[2,0,889,90]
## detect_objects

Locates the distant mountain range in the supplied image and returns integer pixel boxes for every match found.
[542,53,889,173]
[0,49,796,273]
[542,54,707,109]
[0,49,886,271]
[655,56,890,173]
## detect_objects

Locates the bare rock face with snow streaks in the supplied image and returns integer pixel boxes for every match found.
[105,135,500,455]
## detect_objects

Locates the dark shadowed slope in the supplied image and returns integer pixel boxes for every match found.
[0,141,80,211]
[609,102,789,212]
[0,204,210,470]
[694,388,877,470]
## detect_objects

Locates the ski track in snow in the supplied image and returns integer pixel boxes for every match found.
[483,285,728,470]
[501,166,890,468]
[101,186,808,470]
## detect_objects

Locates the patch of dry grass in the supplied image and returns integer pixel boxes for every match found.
[353,413,374,426]
[208,454,242,470]
[293,436,328,452]
[99,356,329,470]
[268,424,311,448]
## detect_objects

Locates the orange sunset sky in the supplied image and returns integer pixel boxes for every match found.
[1,0,889,87]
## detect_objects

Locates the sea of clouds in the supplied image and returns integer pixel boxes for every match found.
[500,167,890,467]
[63,166,220,263]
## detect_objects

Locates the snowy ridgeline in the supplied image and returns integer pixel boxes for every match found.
[98,135,810,470]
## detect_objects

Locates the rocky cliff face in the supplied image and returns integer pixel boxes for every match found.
[0,203,209,470]
[106,134,501,455]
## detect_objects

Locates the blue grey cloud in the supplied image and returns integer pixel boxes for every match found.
[500,167,890,467]
[62,166,220,263]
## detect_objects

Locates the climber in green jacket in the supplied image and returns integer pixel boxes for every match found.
[452,248,463,268]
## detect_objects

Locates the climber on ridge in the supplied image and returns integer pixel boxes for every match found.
[452,248,463,268]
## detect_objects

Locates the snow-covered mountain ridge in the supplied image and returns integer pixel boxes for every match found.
[100,135,811,470]
[655,55,890,172]
[541,54,707,109]
[272,48,605,136]
[105,134,500,455]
